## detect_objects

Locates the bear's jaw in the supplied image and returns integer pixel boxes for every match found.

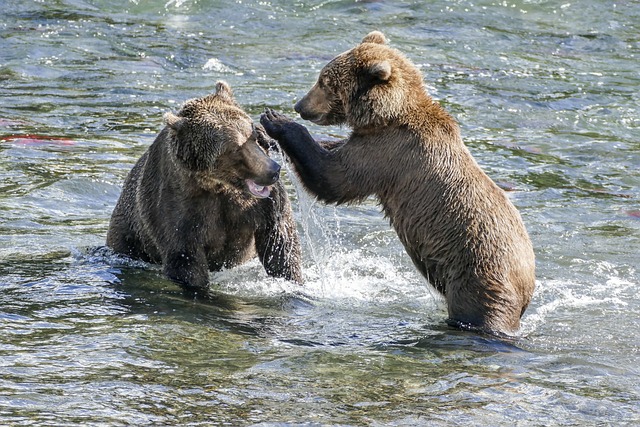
[245,179,272,198]
[308,115,329,126]
[192,172,256,200]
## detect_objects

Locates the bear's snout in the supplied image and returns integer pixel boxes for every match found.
[261,159,281,186]
[295,99,326,124]
[293,99,308,118]
[294,96,321,122]
[240,141,282,199]
[296,106,317,123]
[245,159,280,199]
[294,83,333,125]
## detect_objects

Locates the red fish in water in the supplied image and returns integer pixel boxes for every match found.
[626,210,640,219]
[1,134,74,146]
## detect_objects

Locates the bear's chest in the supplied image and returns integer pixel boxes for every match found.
[199,202,261,270]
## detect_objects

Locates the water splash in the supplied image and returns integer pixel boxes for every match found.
[271,154,441,311]
[164,0,190,8]
[202,58,238,75]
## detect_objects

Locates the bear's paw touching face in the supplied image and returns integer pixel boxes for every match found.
[164,82,280,198]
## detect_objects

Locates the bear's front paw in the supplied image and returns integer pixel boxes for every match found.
[260,108,299,140]
[164,256,209,290]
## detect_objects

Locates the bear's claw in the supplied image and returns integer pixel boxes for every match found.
[260,108,295,140]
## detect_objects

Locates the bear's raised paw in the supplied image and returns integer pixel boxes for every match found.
[260,108,301,141]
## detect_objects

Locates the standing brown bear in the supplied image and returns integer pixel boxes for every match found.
[261,31,535,336]
[107,81,302,293]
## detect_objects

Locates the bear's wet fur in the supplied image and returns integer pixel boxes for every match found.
[261,32,535,336]
[108,81,302,292]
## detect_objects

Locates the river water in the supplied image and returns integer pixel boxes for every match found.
[1,1,638,426]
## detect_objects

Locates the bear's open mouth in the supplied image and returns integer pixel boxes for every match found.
[246,179,272,198]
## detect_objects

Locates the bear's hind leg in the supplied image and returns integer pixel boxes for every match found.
[446,288,522,337]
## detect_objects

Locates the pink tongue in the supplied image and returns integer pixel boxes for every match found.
[246,179,272,198]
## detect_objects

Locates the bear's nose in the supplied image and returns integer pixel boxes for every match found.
[295,99,322,122]
[268,162,281,184]
[294,99,314,120]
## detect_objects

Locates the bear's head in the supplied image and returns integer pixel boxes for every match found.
[164,81,280,198]
[294,31,426,129]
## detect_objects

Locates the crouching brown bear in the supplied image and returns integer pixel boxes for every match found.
[261,31,535,336]
[107,81,303,293]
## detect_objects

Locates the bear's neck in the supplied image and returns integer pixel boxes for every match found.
[351,94,459,137]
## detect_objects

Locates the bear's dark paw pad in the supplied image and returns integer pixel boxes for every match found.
[260,109,294,138]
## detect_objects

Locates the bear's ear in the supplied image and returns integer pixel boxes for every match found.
[163,112,185,131]
[361,31,387,45]
[367,60,392,83]
[214,80,235,101]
